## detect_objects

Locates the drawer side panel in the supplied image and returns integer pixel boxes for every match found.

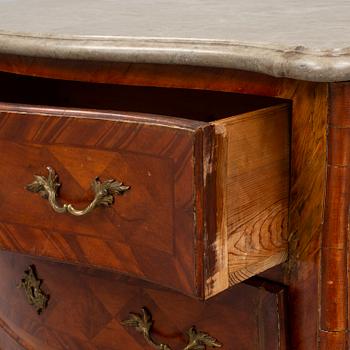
[207,104,290,297]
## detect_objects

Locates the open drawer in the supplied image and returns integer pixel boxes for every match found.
[0,77,290,299]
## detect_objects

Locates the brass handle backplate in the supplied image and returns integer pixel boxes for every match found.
[18,265,49,315]
[26,166,130,216]
[122,307,222,350]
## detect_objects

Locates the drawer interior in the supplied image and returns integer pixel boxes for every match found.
[0,72,288,122]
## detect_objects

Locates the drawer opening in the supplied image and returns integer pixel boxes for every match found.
[0,72,289,122]
[0,71,291,300]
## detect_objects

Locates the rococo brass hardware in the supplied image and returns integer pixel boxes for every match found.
[122,307,222,350]
[18,265,49,315]
[26,166,130,216]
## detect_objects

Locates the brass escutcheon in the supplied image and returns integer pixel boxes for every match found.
[122,307,222,350]
[18,265,49,315]
[26,166,130,216]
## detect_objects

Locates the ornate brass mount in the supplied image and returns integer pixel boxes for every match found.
[18,265,49,315]
[122,307,222,350]
[26,166,130,216]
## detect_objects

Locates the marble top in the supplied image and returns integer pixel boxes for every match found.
[0,0,350,81]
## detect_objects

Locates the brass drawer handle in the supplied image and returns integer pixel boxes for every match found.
[18,265,49,315]
[26,166,130,216]
[122,307,222,350]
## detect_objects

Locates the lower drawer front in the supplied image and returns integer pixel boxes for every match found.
[0,251,287,350]
[0,326,24,350]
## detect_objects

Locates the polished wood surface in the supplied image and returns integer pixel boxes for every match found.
[0,326,24,350]
[0,79,290,299]
[318,83,350,349]
[0,250,287,350]
[0,57,345,349]
[59,63,327,350]
[0,104,207,298]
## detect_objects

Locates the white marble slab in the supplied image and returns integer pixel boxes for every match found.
[0,0,349,81]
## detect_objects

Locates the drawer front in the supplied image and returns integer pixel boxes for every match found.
[0,104,212,297]
[0,326,25,350]
[0,250,287,350]
[0,101,290,299]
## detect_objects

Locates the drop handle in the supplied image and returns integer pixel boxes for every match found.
[122,307,222,350]
[26,166,130,216]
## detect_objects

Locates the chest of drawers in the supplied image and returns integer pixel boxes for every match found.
[0,70,290,349]
[0,1,350,349]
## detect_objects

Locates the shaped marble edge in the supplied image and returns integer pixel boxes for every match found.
[0,31,350,82]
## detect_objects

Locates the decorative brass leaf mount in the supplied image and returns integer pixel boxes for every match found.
[26,166,130,216]
[121,307,222,350]
[18,265,49,315]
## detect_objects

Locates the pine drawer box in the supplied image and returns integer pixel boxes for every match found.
[0,75,289,299]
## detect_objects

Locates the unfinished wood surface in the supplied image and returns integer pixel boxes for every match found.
[207,105,290,296]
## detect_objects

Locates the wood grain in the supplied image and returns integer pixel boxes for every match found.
[319,83,350,347]
[0,104,209,298]
[319,330,348,350]
[0,58,331,349]
[0,321,26,350]
[207,105,290,296]
[0,250,287,350]
[0,81,291,299]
